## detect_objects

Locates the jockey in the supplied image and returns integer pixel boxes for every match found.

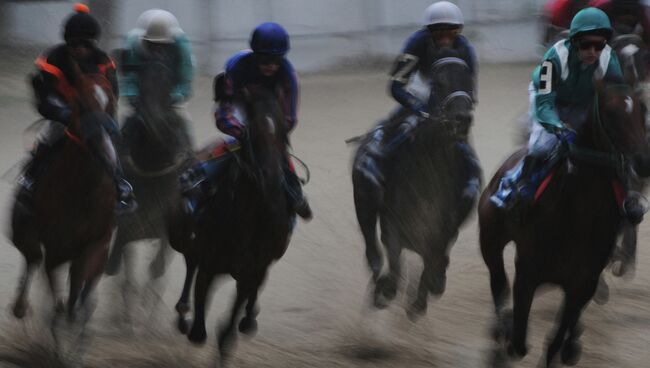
[120,9,194,108]
[355,1,480,198]
[22,3,136,214]
[591,0,650,51]
[491,7,645,224]
[179,22,312,221]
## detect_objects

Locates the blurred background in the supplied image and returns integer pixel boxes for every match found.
[0,1,649,368]
[1,0,545,72]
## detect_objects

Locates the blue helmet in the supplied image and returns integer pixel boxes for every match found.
[250,22,290,55]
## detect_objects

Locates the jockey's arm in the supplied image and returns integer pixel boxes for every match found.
[214,73,245,138]
[31,71,73,126]
[170,33,194,104]
[118,34,140,104]
[533,59,565,132]
[388,53,427,118]
[283,61,299,133]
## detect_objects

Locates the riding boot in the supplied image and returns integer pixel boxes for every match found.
[283,164,313,221]
[355,128,386,187]
[114,157,138,215]
[179,155,231,215]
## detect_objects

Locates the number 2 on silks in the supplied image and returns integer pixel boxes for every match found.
[539,60,553,95]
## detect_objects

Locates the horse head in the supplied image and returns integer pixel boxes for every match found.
[429,47,475,137]
[611,34,648,86]
[67,58,118,172]
[237,86,289,193]
[591,78,650,176]
[126,60,192,172]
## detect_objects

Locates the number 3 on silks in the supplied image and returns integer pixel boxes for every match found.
[539,60,553,95]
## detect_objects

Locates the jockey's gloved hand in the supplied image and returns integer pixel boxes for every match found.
[556,127,577,146]
[58,108,72,125]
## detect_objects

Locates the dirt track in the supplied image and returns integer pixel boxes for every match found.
[0,54,648,367]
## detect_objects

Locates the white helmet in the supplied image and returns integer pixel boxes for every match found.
[141,9,180,43]
[423,1,464,27]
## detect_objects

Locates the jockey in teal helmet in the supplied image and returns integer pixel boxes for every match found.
[492,7,645,224]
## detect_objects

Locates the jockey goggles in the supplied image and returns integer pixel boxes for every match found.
[67,38,96,49]
[256,53,283,66]
[577,39,607,51]
[427,25,462,41]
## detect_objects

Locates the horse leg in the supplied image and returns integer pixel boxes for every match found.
[407,262,432,321]
[67,260,84,322]
[507,269,536,359]
[149,238,172,279]
[353,180,383,281]
[545,285,595,367]
[479,202,510,341]
[11,204,42,319]
[105,226,128,276]
[188,268,215,344]
[373,225,401,309]
[175,253,197,334]
[45,257,65,314]
[78,240,110,321]
[238,271,266,335]
[218,278,250,363]
[611,222,637,278]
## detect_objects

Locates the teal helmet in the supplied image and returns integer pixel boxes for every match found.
[569,7,613,40]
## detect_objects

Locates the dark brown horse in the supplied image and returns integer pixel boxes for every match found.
[10,60,117,321]
[352,47,480,319]
[479,81,650,367]
[105,59,193,282]
[167,87,292,362]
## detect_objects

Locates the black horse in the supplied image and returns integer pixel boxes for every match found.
[105,59,193,282]
[167,87,293,362]
[479,80,650,367]
[352,48,481,319]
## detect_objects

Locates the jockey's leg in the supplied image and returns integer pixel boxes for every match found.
[355,107,414,186]
[179,137,238,214]
[99,116,138,215]
[283,156,312,221]
[490,123,557,209]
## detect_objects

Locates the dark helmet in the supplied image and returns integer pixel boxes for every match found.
[611,0,642,14]
[250,22,290,55]
[63,3,101,42]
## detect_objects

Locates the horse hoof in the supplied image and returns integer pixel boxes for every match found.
[560,340,582,366]
[506,341,528,360]
[54,299,66,314]
[238,317,258,335]
[375,275,397,301]
[406,299,427,322]
[188,327,207,345]
[12,302,27,319]
[428,274,447,296]
[177,316,191,335]
[594,280,610,305]
[149,258,166,279]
